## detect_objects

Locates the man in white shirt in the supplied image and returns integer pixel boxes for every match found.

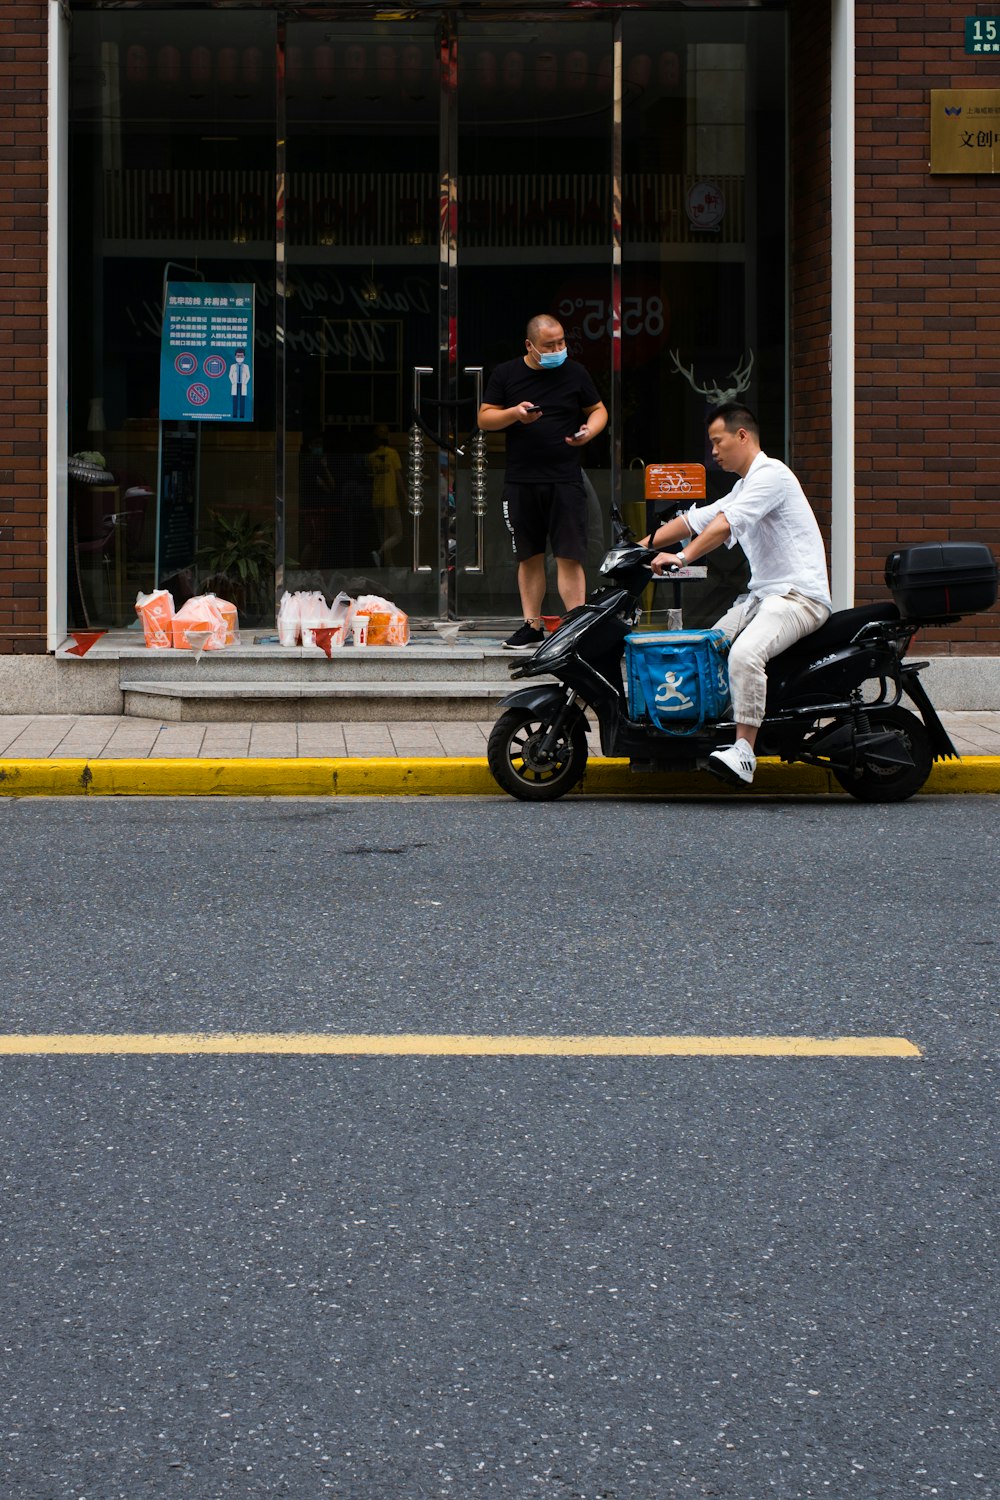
[644,402,832,787]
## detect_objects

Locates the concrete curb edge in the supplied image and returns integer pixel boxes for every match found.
[0,756,998,797]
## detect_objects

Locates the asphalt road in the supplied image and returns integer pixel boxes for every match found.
[1,797,996,1499]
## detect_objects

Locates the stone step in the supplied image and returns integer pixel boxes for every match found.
[117,648,521,686]
[122,677,528,723]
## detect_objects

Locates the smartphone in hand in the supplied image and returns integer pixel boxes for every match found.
[525,404,542,414]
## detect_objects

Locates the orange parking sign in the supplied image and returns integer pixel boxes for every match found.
[643,463,707,501]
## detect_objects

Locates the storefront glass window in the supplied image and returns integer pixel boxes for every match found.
[68,9,276,629]
[66,3,787,631]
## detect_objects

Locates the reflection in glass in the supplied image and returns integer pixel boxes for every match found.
[621,8,787,627]
[68,9,276,628]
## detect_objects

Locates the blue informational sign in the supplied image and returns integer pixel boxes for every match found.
[159,282,255,422]
[966,16,1000,53]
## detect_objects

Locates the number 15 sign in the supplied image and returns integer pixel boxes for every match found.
[966,16,1000,53]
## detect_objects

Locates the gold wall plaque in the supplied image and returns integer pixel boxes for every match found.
[930,89,1000,173]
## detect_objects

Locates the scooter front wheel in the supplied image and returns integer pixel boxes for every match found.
[487,707,589,801]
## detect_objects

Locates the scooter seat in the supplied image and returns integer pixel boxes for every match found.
[766,602,901,680]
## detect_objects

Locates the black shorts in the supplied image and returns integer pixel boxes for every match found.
[502,480,588,564]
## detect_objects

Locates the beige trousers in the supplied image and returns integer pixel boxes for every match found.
[714,589,831,728]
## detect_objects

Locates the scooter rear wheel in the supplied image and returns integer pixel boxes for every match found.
[831,705,933,803]
[487,707,589,801]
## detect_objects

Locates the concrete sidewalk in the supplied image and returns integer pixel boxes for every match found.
[0,711,998,797]
[2,711,999,760]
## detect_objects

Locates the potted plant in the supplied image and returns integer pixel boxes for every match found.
[197,509,275,624]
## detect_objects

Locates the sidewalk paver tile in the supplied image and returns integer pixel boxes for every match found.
[297,724,348,757]
[388,723,446,754]
[0,717,37,754]
[99,726,163,757]
[200,726,252,758]
[248,724,299,758]
[343,726,395,757]
[50,720,121,758]
[149,726,208,758]
[2,719,76,757]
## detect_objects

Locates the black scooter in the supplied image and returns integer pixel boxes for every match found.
[488,509,993,803]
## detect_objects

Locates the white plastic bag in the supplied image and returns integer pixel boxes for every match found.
[277,590,301,647]
[300,590,334,649]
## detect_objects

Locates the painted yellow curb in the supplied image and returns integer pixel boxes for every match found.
[0,1032,921,1058]
[0,756,997,797]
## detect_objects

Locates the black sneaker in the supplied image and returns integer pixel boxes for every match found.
[503,621,545,652]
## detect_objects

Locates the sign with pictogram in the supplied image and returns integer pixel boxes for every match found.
[159,282,255,421]
[644,463,707,501]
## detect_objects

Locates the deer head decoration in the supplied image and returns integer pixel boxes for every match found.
[668,349,754,405]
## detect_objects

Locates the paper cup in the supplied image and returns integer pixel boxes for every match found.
[353,615,369,646]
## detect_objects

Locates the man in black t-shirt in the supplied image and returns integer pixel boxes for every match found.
[479,314,608,650]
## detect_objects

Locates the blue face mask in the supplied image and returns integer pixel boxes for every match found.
[531,344,568,369]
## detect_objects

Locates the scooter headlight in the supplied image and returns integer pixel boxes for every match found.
[599,545,634,576]
[531,611,594,662]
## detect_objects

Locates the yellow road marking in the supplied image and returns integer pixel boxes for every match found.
[0,1033,921,1057]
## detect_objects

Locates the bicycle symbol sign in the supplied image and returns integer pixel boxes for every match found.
[644,463,707,501]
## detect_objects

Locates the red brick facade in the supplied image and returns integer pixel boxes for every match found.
[0,0,47,655]
[789,1,833,538]
[854,0,1000,651]
[0,2,996,655]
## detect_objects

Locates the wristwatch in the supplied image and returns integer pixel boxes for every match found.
[676,550,687,567]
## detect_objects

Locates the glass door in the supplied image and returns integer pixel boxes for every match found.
[284,17,441,616]
[455,16,614,620]
[284,10,614,625]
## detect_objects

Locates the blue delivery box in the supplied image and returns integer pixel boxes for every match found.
[625,628,731,731]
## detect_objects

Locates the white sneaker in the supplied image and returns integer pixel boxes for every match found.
[707,738,757,787]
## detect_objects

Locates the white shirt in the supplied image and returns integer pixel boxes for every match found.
[686,451,832,609]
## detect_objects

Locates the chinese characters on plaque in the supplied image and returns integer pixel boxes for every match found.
[930,90,1000,173]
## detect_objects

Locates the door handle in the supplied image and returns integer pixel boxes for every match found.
[407,367,433,573]
[463,366,487,575]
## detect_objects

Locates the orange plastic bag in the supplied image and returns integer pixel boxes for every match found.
[135,588,175,650]
[354,594,409,646]
[204,594,240,647]
[171,595,229,651]
[362,611,409,645]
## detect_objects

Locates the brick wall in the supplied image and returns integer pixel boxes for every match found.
[856,0,1000,651]
[0,1,47,655]
[789,1,834,538]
